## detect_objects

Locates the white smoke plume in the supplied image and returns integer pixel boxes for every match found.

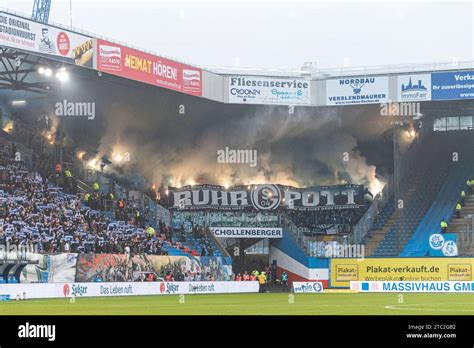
[94,92,391,195]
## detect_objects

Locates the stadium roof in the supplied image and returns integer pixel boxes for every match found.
[207,60,474,79]
[1,7,473,80]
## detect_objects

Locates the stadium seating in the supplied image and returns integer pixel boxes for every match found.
[361,198,395,254]
[400,170,472,256]
[400,132,474,256]
[0,140,222,258]
[371,199,395,230]
[370,131,474,256]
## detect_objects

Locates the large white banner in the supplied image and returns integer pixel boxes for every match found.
[397,74,431,102]
[0,281,259,299]
[0,11,93,67]
[20,253,78,283]
[228,76,311,105]
[211,227,283,238]
[326,76,389,105]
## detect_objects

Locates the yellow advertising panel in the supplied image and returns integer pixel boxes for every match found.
[330,258,473,287]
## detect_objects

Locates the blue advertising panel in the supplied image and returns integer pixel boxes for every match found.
[432,71,474,100]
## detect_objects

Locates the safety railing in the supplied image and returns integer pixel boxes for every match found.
[204,227,231,258]
[0,7,200,70]
[350,126,431,245]
[351,198,379,245]
[1,8,473,79]
[310,61,474,79]
[281,216,311,255]
[456,216,474,255]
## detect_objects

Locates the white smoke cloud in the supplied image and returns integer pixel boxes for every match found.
[93,98,390,195]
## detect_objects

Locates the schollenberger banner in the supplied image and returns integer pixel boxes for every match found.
[0,11,93,67]
[331,258,473,287]
[211,227,283,238]
[228,76,311,105]
[169,184,364,211]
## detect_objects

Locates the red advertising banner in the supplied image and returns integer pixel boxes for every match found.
[96,39,202,96]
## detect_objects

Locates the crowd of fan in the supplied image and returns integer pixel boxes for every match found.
[0,144,217,257]
[1,135,369,257]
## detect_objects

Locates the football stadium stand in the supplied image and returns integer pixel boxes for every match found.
[1,107,473,287]
[362,131,474,257]
[0,138,223,259]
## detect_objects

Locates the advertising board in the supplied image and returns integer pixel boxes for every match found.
[330,258,473,287]
[96,39,202,96]
[228,76,311,105]
[0,11,93,67]
[292,281,324,293]
[351,281,474,293]
[0,281,259,299]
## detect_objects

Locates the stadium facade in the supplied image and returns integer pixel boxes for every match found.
[0,8,473,295]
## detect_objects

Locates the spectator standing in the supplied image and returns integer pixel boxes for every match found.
[456,202,462,218]
[281,271,289,293]
[440,219,448,234]
[258,272,267,293]
[243,271,250,281]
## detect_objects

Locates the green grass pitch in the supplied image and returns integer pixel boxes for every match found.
[1,293,473,315]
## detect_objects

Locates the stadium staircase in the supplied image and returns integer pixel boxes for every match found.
[206,229,231,258]
[368,133,459,257]
[400,167,474,256]
[398,131,474,256]
[363,201,394,256]
[448,193,474,255]
[76,179,92,197]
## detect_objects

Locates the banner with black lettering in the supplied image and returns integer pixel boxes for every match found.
[168,184,364,211]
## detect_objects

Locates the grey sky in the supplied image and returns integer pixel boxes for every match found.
[1,0,473,70]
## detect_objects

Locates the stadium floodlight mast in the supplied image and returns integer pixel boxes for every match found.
[55,68,69,83]
[37,66,52,77]
[38,66,70,82]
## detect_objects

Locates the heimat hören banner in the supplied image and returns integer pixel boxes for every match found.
[169,184,365,211]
